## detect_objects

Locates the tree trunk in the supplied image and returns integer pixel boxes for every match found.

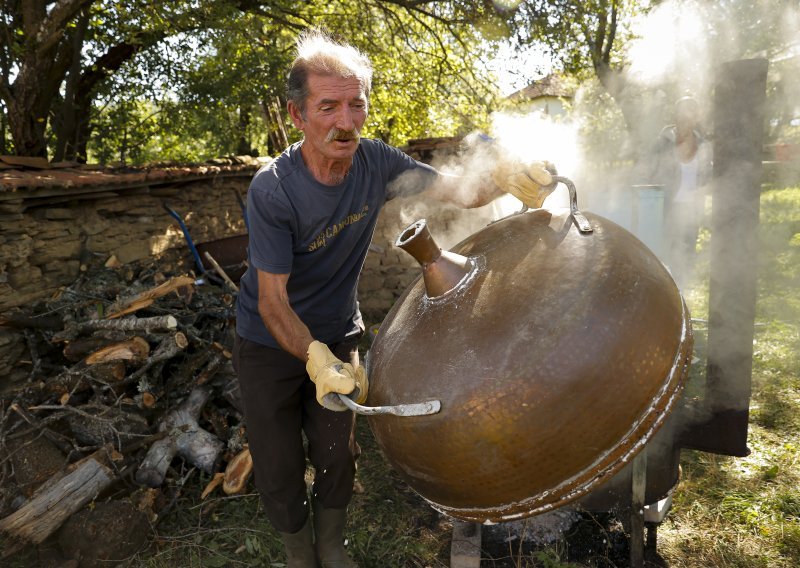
[236,106,252,156]
[586,0,651,162]
[6,80,51,158]
[3,0,89,157]
[260,96,289,156]
[64,32,166,162]
[53,8,91,162]
[1,103,7,155]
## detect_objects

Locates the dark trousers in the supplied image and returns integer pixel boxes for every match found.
[232,333,361,533]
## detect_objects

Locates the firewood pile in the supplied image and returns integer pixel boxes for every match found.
[0,254,254,561]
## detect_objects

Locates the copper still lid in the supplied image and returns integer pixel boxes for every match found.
[366,193,693,523]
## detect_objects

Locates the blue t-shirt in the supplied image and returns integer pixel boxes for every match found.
[236,138,437,348]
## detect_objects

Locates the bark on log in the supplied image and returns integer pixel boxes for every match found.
[0,311,64,331]
[64,405,150,447]
[0,446,119,546]
[135,388,223,487]
[63,336,110,362]
[45,360,127,398]
[52,315,178,343]
[195,344,229,386]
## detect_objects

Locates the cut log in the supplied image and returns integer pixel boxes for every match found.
[223,447,253,495]
[106,275,195,319]
[0,446,119,546]
[84,336,150,365]
[88,360,127,384]
[201,473,225,500]
[125,332,188,384]
[135,388,223,487]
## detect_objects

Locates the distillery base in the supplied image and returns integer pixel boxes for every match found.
[447,450,654,567]
[450,520,481,568]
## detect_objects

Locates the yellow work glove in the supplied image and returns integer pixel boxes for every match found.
[492,159,558,209]
[351,365,369,405]
[306,341,368,411]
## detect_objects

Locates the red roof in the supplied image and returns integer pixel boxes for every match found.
[507,74,574,101]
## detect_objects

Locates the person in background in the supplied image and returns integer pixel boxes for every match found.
[232,28,555,568]
[649,95,713,288]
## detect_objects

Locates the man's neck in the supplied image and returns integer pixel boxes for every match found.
[300,143,352,185]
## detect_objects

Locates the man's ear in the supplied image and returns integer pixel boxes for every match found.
[287,100,305,131]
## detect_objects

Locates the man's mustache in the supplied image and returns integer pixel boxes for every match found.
[325,127,361,143]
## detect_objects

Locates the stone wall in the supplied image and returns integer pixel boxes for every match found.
[0,176,251,313]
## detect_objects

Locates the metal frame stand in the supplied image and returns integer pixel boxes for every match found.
[450,520,481,568]
[448,448,654,567]
[630,448,648,568]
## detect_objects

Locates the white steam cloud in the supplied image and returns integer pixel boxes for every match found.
[627,1,710,91]
[391,0,800,271]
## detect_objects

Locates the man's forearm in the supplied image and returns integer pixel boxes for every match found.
[259,301,314,361]
[428,172,504,209]
[257,270,315,361]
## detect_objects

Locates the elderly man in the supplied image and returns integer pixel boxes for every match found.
[233,29,554,567]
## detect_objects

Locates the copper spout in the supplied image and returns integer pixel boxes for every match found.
[395,219,472,298]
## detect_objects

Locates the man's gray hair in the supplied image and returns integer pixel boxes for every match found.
[286,29,373,115]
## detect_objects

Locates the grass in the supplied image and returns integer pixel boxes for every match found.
[120,418,450,568]
[654,184,800,568]
[3,185,799,567]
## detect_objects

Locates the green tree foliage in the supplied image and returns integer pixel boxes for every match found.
[306,1,500,145]
[94,1,501,162]
[1,0,504,162]
[0,0,252,159]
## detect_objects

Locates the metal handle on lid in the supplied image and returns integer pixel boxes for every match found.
[552,175,593,234]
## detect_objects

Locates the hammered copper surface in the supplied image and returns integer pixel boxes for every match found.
[366,209,693,522]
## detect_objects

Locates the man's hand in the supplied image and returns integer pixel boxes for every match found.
[306,341,368,411]
[492,159,558,209]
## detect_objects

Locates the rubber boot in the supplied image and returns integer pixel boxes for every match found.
[278,515,318,568]
[313,503,357,567]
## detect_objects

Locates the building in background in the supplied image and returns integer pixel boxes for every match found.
[506,74,574,117]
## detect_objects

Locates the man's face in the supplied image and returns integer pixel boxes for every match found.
[289,73,368,163]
